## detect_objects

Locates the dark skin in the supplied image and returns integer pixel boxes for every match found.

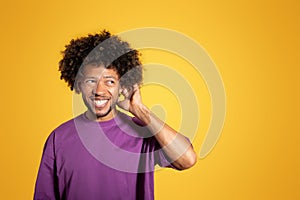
[79,64,197,170]
[118,84,197,170]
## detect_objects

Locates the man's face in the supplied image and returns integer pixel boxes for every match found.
[78,64,121,121]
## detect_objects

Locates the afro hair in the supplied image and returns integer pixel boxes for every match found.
[58,30,143,92]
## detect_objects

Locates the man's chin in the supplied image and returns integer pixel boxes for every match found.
[95,106,113,119]
[86,102,117,121]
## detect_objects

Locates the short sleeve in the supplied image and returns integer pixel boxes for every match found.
[152,138,175,168]
[153,135,192,169]
[34,132,59,200]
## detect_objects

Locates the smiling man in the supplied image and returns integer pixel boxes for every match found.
[79,64,120,121]
[34,30,197,200]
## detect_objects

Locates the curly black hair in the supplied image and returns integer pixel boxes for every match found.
[58,30,143,92]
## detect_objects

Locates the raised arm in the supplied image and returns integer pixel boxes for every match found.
[118,85,197,170]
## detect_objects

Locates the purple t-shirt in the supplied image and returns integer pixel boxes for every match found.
[34,112,173,200]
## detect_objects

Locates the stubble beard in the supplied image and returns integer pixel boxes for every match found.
[95,106,112,118]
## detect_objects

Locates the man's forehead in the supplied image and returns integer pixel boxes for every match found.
[81,64,119,78]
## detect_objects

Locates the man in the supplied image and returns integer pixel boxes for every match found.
[34,30,196,200]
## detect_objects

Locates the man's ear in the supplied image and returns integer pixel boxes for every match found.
[74,81,81,94]
[119,87,124,96]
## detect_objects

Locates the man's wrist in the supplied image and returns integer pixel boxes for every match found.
[131,104,151,125]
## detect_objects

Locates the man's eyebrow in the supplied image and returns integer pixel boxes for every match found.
[83,76,98,79]
[103,75,117,79]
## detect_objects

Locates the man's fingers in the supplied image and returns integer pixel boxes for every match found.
[132,84,139,91]
[121,88,130,98]
[121,87,135,99]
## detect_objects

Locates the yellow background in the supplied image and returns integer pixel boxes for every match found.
[1,0,299,199]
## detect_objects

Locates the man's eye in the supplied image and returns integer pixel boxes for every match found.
[106,80,115,85]
[85,79,97,84]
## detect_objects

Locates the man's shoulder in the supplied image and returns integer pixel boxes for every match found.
[50,114,86,139]
[45,115,85,146]
[117,111,145,126]
[54,116,78,132]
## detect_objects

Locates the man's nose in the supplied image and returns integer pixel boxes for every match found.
[93,81,106,96]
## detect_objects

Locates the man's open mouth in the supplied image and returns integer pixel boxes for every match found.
[93,99,109,108]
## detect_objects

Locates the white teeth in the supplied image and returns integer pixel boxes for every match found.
[94,100,108,106]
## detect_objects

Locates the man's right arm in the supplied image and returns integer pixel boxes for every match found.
[34,132,59,200]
